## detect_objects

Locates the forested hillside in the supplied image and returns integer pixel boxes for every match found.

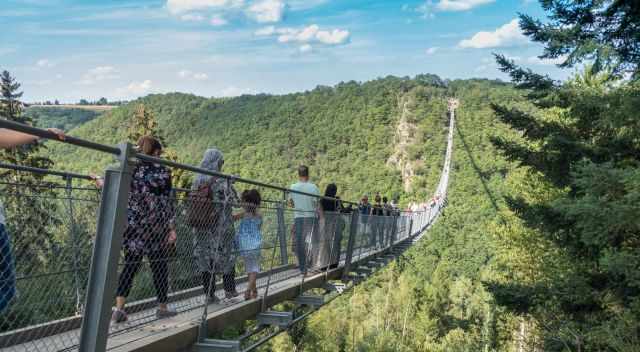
[260,1,640,351]
[50,75,450,203]
[260,78,525,351]
[23,106,101,131]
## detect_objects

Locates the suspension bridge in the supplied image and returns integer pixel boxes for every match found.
[0,99,457,352]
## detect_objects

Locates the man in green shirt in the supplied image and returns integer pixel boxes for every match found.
[288,165,320,273]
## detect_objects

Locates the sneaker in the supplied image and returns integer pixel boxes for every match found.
[225,290,240,299]
[111,309,127,324]
[208,295,221,304]
[156,308,178,319]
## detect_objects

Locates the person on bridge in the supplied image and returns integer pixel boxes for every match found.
[317,183,342,269]
[110,136,178,323]
[191,148,240,303]
[0,128,65,314]
[371,194,385,248]
[382,196,392,246]
[233,189,262,301]
[390,197,400,244]
[358,195,372,242]
[288,165,320,274]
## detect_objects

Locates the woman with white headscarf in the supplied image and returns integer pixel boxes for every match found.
[191,148,239,302]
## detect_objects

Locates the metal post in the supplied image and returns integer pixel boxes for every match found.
[408,219,414,238]
[341,211,358,281]
[261,201,283,312]
[391,215,398,245]
[65,176,83,315]
[78,143,133,352]
[276,192,288,266]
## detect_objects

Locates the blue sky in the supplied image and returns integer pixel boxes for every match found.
[0,0,570,102]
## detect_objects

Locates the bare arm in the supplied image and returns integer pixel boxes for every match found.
[0,129,38,148]
[232,211,245,222]
[0,128,66,149]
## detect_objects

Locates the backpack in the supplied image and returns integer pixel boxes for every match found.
[186,179,216,228]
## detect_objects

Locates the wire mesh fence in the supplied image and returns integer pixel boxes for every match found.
[0,171,438,352]
[0,179,100,352]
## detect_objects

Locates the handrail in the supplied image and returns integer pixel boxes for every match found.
[0,162,94,181]
[135,153,359,206]
[0,119,121,155]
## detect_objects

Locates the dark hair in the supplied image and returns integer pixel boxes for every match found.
[320,183,339,212]
[137,136,162,156]
[383,196,388,203]
[298,165,309,178]
[324,183,337,198]
[241,189,261,213]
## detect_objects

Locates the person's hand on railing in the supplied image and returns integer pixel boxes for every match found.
[46,128,66,141]
[167,229,177,245]
[89,173,104,188]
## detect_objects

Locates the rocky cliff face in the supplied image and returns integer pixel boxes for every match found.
[387,94,418,192]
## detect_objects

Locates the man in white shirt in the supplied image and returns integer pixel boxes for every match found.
[288,165,320,273]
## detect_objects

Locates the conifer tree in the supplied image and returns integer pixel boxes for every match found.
[519,0,640,79]
[489,2,640,350]
[0,70,60,286]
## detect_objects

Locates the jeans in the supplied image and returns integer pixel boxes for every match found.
[0,224,15,313]
[294,217,317,272]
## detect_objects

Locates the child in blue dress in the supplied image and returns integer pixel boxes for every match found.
[234,189,262,300]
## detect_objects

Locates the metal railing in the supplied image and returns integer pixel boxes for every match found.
[0,103,454,352]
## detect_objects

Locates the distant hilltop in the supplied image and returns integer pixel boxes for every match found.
[26,104,116,111]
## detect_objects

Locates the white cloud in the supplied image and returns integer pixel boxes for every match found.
[210,13,228,26]
[78,66,119,85]
[246,0,285,23]
[193,72,209,80]
[527,55,566,66]
[178,70,209,81]
[168,0,285,24]
[255,25,276,36]
[299,44,312,53]
[167,0,242,14]
[436,0,494,11]
[316,29,350,45]
[458,19,528,49]
[117,80,153,97]
[287,0,328,11]
[425,47,439,55]
[36,59,54,68]
[266,24,350,46]
[417,0,493,19]
[180,13,205,21]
